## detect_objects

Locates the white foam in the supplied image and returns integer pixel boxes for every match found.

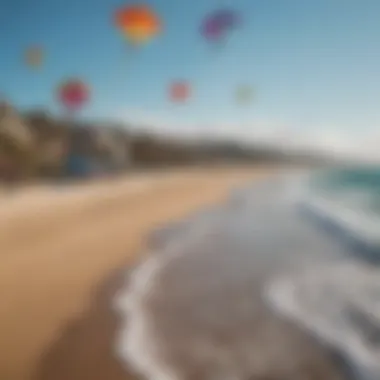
[265,263,380,378]
[114,219,216,380]
[300,187,380,246]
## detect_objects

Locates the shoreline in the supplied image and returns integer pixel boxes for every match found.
[0,167,269,380]
[33,239,346,380]
[32,264,135,380]
[31,213,202,380]
[31,176,348,380]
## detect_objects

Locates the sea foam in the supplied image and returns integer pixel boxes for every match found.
[266,262,380,380]
[113,219,216,380]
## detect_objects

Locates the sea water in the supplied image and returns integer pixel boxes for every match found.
[301,167,380,247]
[268,167,380,380]
[266,262,380,380]
[113,174,349,380]
[113,169,380,380]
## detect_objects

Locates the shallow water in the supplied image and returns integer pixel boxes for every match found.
[266,262,380,380]
[312,167,380,212]
[115,174,349,380]
[300,168,380,253]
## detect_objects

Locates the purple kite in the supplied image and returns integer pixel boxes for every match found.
[201,8,241,42]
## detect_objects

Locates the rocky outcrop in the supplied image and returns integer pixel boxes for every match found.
[0,102,35,151]
[0,102,36,181]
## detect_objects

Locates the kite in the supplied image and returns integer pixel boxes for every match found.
[114,4,161,46]
[25,46,44,69]
[235,85,253,105]
[57,78,90,113]
[169,81,191,103]
[201,8,241,43]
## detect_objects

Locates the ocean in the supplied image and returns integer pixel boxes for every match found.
[311,168,380,211]
[113,168,380,380]
[113,174,350,380]
[300,168,380,251]
[272,167,380,380]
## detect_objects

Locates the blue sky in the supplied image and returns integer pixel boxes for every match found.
[1,0,380,136]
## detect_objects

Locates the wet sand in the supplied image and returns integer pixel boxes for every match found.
[32,266,134,380]
[0,166,270,380]
[34,173,347,380]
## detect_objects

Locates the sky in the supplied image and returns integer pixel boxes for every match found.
[2,0,380,147]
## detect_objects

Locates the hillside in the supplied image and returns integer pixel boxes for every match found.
[0,104,330,184]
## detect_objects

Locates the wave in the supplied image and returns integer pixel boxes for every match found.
[266,262,380,380]
[298,168,380,248]
[113,217,219,380]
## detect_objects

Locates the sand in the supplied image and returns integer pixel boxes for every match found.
[32,266,137,380]
[0,166,271,380]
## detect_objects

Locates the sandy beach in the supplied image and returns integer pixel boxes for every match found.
[0,166,271,380]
